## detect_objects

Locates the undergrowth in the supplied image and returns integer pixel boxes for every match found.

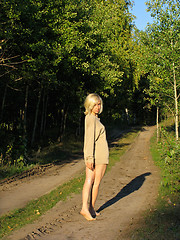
[0,138,83,180]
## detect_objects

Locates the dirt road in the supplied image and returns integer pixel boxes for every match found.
[2,126,160,240]
[0,159,85,216]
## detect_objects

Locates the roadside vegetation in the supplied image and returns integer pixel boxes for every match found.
[0,134,84,180]
[0,128,139,239]
[132,121,180,240]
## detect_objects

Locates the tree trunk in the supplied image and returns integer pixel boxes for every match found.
[58,104,68,142]
[31,87,42,146]
[173,62,179,141]
[20,84,29,157]
[156,106,159,142]
[40,88,45,136]
[58,104,65,142]
[43,93,48,136]
[76,107,82,138]
[0,83,7,122]
[63,106,68,134]
[23,85,29,137]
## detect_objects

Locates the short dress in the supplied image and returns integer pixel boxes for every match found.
[83,114,109,165]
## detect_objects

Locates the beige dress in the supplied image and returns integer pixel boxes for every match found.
[84,114,109,165]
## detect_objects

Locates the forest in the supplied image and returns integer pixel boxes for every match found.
[0,0,179,167]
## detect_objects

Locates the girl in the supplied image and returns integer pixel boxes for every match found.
[80,93,109,220]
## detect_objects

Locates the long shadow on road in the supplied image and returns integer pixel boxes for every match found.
[97,172,151,213]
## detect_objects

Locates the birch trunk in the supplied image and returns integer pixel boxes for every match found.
[173,62,179,141]
[156,106,159,142]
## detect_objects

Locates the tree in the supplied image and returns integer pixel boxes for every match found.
[0,0,137,164]
[133,0,180,140]
[146,0,180,140]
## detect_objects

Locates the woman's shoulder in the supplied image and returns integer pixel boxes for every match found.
[86,114,95,118]
[85,114,96,123]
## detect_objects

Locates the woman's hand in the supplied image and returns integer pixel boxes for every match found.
[86,162,94,171]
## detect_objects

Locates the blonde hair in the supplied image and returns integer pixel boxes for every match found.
[84,93,103,115]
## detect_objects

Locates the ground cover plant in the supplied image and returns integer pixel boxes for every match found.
[0,134,83,180]
[132,124,180,240]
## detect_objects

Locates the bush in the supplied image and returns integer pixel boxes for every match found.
[157,127,180,195]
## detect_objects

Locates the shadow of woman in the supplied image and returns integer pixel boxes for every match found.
[97,172,151,213]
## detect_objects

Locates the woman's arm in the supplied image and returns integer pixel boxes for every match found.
[84,115,96,169]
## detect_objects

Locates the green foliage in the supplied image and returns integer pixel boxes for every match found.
[0,164,34,180]
[132,0,180,139]
[156,127,180,195]
[1,0,162,166]
[0,0,138,165]
[0,124,27,166]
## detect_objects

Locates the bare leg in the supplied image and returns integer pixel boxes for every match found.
[80,167,96,221]
[89,164,107,216]
[89,184,97,217]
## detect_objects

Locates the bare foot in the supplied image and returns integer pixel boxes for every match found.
[80,209,96,221]
[96,211,100,216]
[89,206,100,217]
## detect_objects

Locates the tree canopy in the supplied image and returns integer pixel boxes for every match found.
[0,0,179,165]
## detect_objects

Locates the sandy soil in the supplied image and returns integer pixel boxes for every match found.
[1,126,160,240]
[0,159,85,216]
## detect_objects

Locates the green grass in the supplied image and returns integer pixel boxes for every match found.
[0,128,139,239]
[131,127,180,240]
[0,164,35,180]
[0,174,85,239]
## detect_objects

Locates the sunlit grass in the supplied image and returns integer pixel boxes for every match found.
[0,174,85,238]
[0,164,35,180]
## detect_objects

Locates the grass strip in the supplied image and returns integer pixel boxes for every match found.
[0,129,139,239]
[0,175,85,239]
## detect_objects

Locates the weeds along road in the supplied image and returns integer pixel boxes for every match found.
[2,126,160,240]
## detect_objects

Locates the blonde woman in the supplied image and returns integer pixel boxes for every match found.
[80,93,109,221]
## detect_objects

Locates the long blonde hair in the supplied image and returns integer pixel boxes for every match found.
[84,93,103,115]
